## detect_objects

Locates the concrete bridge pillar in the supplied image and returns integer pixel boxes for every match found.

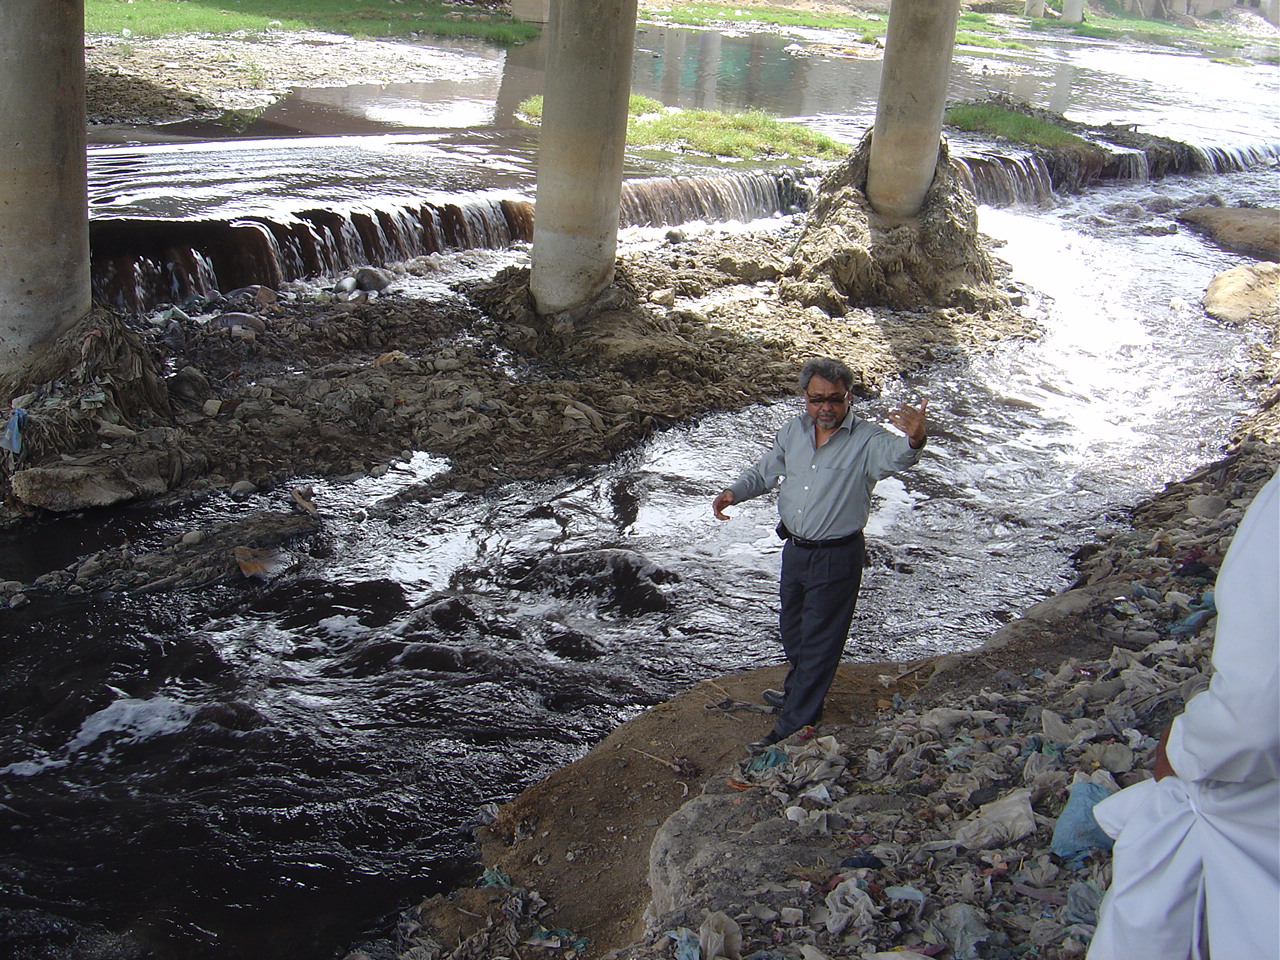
[530,0,638,316]
[865,0,961,221]
[0,0,91,372]
[1062,0,1086,23]
[1023,0,1046,17]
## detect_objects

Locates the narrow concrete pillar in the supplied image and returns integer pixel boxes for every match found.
[865,0,961,221]
[1062,0,1086,23]
[0,0,91,371]
[1023,0,1047,17]
[530,0,638,316]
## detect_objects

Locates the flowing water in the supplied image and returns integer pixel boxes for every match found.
[3,17,1279,960]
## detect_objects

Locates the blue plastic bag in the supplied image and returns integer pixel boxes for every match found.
[1051,780,1114,863]
[1,408,25,454]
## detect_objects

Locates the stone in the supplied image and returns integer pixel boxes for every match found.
[11,456,169,511]
[212,311,267,333]
[1185,494,1229,518]
[1202,261,1280,325]
[229,480,257,497]
[354,266,395,292]
[96,421,137,440]
[1179,206,1280,259]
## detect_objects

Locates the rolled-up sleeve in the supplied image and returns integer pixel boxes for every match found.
[728,427,790,504]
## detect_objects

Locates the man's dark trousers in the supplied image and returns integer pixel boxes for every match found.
[770,532,865,740]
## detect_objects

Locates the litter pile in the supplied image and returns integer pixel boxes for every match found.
[632,636,1201,960]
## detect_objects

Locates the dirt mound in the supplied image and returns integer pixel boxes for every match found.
[780,133,1009,314]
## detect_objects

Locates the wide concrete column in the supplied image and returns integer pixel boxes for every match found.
[529,0,637,316]
[1062,0,1086,23]
[1024,0,1046,17]
[865,0,961,221]
[0,0,91,371]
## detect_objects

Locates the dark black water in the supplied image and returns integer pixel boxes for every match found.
[4,16,1279,960]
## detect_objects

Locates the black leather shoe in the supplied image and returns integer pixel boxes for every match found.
[747,730,783,754]
[761,688,785,709]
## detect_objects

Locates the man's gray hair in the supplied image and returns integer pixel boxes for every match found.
[799,357,854,394]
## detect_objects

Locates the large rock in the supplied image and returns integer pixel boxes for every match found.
[1203,261,1280,325]
[1178,206,1280,259]
[11,454,169,511]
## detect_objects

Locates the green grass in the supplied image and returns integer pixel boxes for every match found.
[84,0,539,44]
[945,101,1103,155]
[629,108,847,160]
[518,94,664,122]
[518,96,847,161]
[956,31,1032,50]
[639,2,887,37]
[1028,8,1247,52]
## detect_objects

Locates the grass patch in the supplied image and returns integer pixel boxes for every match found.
[946,101,1101,155]
[85,0,539,45]
[1028,9,1247,52]
[518,94,665,123]
[518,96,847,161]
[639,2,887,36]
[630,108,847,160]
[956,31,1032,50]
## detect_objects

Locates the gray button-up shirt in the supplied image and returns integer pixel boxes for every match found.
[727,408,923,541]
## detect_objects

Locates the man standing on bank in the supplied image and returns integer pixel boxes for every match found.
[712,357,928,752]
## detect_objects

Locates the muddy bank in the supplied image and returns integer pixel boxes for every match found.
[85,29,497,124]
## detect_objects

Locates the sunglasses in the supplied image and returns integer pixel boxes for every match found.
[804,393,848,407]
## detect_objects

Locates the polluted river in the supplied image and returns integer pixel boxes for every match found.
[2,15,1279,960]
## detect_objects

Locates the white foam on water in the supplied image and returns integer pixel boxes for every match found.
[66,696,195,755]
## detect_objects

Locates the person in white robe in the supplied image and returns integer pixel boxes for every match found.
[1087,469,1279,960]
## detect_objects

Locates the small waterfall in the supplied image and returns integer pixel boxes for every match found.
[1098,147,1151,182]
[951,137,1278,209]
[951,150,1056,206]
[618,170,811,228]
[1188,140,1280,174]
[90,172,809,314]
[90,194,536,313]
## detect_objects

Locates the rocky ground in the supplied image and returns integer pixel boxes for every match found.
[6,15,1280,960]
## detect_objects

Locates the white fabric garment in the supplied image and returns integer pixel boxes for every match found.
[1088,471,1280,960]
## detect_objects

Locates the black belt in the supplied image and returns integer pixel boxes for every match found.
[777,523,864,549]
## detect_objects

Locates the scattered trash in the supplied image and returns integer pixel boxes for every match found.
[290,485,320,517]
[1,408,25,455]
[232,545,290,580]
[929,902,993,960]
[666,927,699,960]
[699,911,742,960]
